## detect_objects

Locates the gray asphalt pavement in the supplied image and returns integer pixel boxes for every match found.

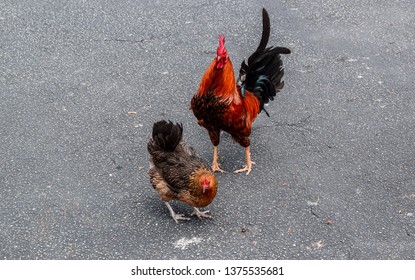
[1,0,414,259]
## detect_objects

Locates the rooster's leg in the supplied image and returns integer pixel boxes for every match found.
[234,146,256,175]
[212,145,224,173]
[191,207,212,219]
[164,202,190,223]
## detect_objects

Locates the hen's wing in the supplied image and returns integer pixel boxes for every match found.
[151,142,210,194]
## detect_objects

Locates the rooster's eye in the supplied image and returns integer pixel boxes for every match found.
[240,74,246,82]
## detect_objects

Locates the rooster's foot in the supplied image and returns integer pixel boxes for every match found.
[191,208,212,219]
[212,145,224,173]
[234,161,255,175]
[212,163,225,173]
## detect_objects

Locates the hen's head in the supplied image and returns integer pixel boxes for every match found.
[199,173,217,194]
[189,169,218,207]
[216,35,228,69]
[192,170,218,196]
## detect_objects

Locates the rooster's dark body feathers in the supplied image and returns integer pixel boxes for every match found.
[190,8,291,175]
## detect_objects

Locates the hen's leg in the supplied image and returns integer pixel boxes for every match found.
[191,207,212,219]
[212,145,224,173]
[164,202,190,223]
[234,146,255,175]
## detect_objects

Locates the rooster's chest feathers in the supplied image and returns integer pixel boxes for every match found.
[192,91,228,125]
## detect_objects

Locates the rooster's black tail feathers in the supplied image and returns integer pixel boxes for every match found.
[255,8,271,53]
[238,8,291,117]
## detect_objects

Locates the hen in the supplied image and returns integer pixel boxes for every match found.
[147,120,218,223]
[191,8,291,175]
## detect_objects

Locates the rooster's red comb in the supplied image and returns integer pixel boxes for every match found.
[218,35,225,48]
[217,35,226,56]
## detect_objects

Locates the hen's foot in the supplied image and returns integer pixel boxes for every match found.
[191,208,212,219]
[171,213,191,223]
[165,202,190,223]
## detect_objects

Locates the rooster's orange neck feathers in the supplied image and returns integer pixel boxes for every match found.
[195,35,241,104]
[197,54,241,104]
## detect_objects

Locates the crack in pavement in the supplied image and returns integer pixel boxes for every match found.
[257,115,313,132]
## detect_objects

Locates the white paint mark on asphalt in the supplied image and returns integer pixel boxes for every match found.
[174,237,202,250]
[307,197,319,206]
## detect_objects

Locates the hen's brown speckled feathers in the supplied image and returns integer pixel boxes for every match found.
[148,120,218,222]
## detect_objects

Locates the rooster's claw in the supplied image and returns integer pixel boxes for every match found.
[234,161,255,175]
[212,164,225,173]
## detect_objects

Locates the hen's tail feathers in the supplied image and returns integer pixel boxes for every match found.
[149,120,183,153]
[239,8,291,117]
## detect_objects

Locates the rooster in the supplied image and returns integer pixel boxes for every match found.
[191,8,291,175]
[147,120,218,223]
